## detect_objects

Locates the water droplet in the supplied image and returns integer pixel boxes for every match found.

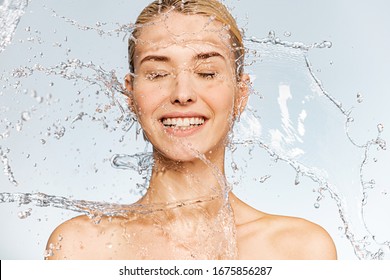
[18,208,32,219]
[284,31,291,37]
[21,111,31,121]
[376,138,386,150]
[357,92,364,103]
[49,82,54,87]
[36,96,43,103]
[54,126,66,139]
[105,242,113,249]
[268,30,275,39]
[25,26,30,32]
[231,161,239,171]
[259,175,271,183]
[40,139,46,145]
[314,203,320,209]
[377,123,384,133]
[16,121,23,131]
[294,171,300,185]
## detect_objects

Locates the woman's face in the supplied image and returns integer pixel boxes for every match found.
[126,12,248,162]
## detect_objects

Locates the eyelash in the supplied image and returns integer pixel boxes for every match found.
[197,72,217,79]
[145,71,218,81]
[145,72,169,80]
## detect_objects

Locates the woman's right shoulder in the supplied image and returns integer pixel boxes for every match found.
[45,215,99,259]
[48,215,91,238]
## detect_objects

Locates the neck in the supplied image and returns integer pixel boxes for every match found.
[139,149,228,205]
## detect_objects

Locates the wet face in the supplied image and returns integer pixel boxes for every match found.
[126,12,248,162]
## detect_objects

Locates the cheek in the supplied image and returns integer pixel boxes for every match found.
[133,86,167,117]
[207,88,235,115]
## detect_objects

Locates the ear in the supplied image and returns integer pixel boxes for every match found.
[124,73,136,113]
[234,73,250,117]
[124,73,133,93]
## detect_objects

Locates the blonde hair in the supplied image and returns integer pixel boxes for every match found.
[128,0,245,78]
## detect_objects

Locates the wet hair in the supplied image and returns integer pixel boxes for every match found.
[128,0,245,79]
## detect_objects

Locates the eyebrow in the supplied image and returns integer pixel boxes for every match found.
[139,51,225,66]
[195,51,224,61]
[139,55,170,65]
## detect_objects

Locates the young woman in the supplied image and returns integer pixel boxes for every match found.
[46,0,337,260]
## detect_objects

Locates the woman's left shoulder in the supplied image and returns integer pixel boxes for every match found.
[266,215,338,259]
[236,213,337,259]
[231,193,337,259]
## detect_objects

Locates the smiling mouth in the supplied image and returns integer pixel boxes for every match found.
[161,117,205,130]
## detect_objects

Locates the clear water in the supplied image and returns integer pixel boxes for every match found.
[0,0,389,259]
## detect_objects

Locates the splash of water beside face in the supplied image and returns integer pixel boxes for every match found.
[0,146,18,186]
[0,0,31,53]
[0,3,389,260]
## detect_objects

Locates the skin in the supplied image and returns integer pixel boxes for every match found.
[46,12,337,260]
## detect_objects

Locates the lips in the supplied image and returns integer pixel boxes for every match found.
[159,113,208,134]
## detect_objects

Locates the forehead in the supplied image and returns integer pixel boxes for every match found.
[134,12,233,57]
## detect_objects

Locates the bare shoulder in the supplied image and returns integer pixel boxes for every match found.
[237,213,337,260]
[267,215,337,259]
[45,215,121,260]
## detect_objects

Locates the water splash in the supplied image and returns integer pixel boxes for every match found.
[0,0,31,53]
[0,146,18,186]
[0,2,389,260]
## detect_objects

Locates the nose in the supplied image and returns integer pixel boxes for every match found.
[170,71,197,105]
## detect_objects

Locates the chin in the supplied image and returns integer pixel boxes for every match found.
[153,142,225,166]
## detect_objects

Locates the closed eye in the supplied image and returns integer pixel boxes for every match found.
[145,72,169,81]
[197,72,217,79]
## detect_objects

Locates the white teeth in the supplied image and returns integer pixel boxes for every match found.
[162,117,205,128]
